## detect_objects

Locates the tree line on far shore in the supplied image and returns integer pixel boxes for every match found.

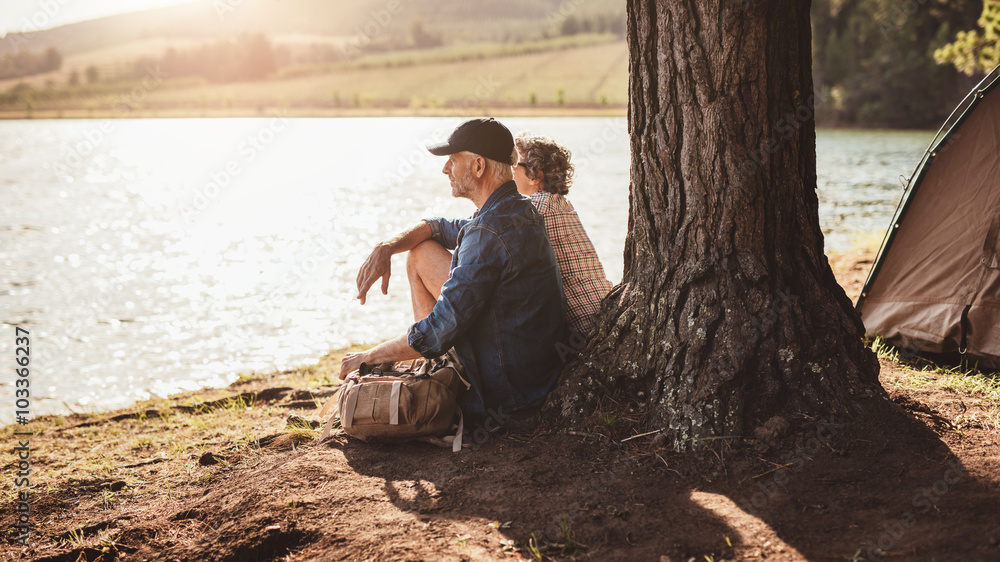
[812,0,994,128]
[0,47,61,80]
[134,34,279,84]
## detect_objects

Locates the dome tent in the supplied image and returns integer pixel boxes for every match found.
[857,64,1000,368]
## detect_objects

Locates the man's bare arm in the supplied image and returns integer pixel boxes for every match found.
[355,221,433,305]
[339,334,423,379]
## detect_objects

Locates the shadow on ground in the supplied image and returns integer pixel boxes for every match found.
[126,396,1000,561]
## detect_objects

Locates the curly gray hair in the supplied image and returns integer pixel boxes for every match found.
[514,133,574,195]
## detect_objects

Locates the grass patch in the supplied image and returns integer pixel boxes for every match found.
[869,336,900,363]
[0,348,352,554]
[871,337,1000,403]
[597,413,619,431]
[931,369,1000,400]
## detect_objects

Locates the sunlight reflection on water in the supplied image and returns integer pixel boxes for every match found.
[0,118,929,420]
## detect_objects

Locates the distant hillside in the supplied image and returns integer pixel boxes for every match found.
[0,33,629,117]
[1,0,986,127]
[0,0,626,58]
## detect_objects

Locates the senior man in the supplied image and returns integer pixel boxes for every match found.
[342,118,568,422]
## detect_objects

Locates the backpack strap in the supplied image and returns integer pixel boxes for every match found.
[445,348,472,390]
[341,385,359,430]
[389,381,402,425]
[319,380,350,441]
[417,407,466,452]
[319,379,359,441]
[451,407,464,452]
[319,407,338,441]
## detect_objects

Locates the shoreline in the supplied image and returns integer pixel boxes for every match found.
[0,345,370,431]
[0,106,628,120]
[0,107,939,130]
[2,247,878,432]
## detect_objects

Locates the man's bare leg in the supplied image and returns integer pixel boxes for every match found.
[406,240,453,321]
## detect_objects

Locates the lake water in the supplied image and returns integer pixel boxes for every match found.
[0,118,931,422]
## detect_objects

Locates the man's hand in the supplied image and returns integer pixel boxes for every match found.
[340,351,369,380]
[356,243,392,305]
[354,222,434,305]
[339,335,421,380]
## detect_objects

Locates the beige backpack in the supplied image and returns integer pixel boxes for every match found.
[318,352,470,452]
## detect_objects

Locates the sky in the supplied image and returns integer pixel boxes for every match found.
[0,0,197,36]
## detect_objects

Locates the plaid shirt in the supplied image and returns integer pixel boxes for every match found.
[530,190,613,335]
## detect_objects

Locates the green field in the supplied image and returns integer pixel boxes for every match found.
[0,0,629,118]
[1,36,628,117]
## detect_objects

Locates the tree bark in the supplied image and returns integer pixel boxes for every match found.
[548,0,887,450]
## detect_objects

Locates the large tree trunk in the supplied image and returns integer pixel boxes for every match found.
[548,0,887,449]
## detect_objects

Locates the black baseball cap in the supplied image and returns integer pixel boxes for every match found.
[427,118,515,165]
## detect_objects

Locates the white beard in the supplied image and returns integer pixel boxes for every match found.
[450,166,476,199]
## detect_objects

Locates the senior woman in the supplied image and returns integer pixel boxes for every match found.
[514,133,613,335]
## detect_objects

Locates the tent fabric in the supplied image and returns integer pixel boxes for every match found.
[858,66,1000,368]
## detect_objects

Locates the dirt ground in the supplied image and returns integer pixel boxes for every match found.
[3,250,999,561]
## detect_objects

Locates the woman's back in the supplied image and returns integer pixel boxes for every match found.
[530,190,612,335]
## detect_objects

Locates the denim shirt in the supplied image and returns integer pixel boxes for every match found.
[407,181,569,420]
